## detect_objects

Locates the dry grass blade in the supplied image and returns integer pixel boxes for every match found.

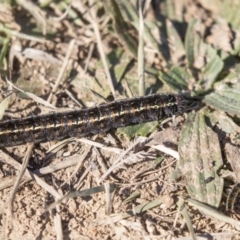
[93,146,108,180]
[21,48,62,64]
[138,1,145,96]
[100,138,142,181]
[116,159,177,186]
[54,204,63,240]
[59,145,91,188]
[105,182,115,215]
[77,138,121,154]
[6,79,56,109]
[151,144,179,160]
[73,165,91,191]
[0,24,48,43]
[99,198,162,224]
[16,0,47,35]
[33,154,83,176]
[47,39,76,103]
[82,42,95,75]
[177,197,197,240]
[88,0,116,98]
[0,150,62,197]
[0,94,11,120]
[52,177,63,240]
[51,1,72,22]
[186,198,240,228]
[5,144,34,235]
[46,138,77,153]
[9,40,22,78]
[46,184,116,211]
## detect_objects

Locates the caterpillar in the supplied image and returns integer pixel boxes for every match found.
[0,94,186,147]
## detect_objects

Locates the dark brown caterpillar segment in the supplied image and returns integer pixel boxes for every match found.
[226,183,240,213]
[0,94,185,147]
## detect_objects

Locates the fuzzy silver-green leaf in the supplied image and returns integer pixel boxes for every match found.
[178,112,223,207]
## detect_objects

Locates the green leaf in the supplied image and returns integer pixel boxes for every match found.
[166,19,185,63]
[117,121,158,138]
[201,55,224,89]
[154,156,164,165]
[178,112,223,207]
[231,36,240,56]
[159,66,190,91]
[185,19,198,68]
[104,0,138,57]
[221,1,240,30]
[219,1,240,55]
[204,84,240,115]
[117,0,170,61]
[123,191,141,204]
[106,48,132,82]
[165,0,184,22]
[0,37,10,68]
[208,111,240,134]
